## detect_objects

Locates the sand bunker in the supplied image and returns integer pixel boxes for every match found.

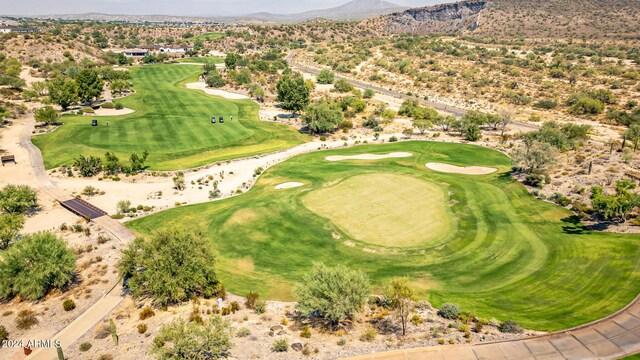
[326,152,413,162]
[186,82,250,100]
[275,182,304,190]
[426,162,497,175]
[92,108,135,116]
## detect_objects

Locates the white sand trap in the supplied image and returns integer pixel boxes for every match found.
[275,182,304,190]
[426,162,497,175]
[92,108,135,116]
[186,82,250,100]
[326,152,413,162]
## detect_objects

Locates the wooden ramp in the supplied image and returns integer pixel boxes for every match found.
[60,198,108,219]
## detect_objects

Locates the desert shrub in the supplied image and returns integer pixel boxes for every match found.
[438,303,460,320]
[333,79,354,93]
[359,328,377,342]
[115,103,124,110]
[0,232,75,300]
[119,227,222,306]
[139,306,155,320]
[524,173,548,188]
[410,314,423,325]
[0,184,38,214]
[295,262,370,326]
[63,298,76,311]
[300,325,312,338]
[137,323,148,334]
[337,336,347,346]
[499,320,523,333]
[389,136,398,142]
[82,107,95,114]
[101,102,115,109]
[236,327,251,337]
[271,339,288,352]
[15,309,38,330]
[79,342,92,351]
[0,325,8,344]
[254,301,267,314]
[0,213,24,250]
[551,192,571,207]
[533,99,557,109]
[316,69,334,84]
[231,301,240,314]
[98,355,113,360]
[363,89,375,99]
[245,292,259,309]
[152,317,231,359]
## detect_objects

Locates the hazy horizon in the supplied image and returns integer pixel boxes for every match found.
[0,0,447,17]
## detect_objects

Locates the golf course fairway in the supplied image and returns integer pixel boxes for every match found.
[127,141,640,331]
[33,64,308,170]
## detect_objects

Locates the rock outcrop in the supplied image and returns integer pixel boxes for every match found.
[382,0,486,35]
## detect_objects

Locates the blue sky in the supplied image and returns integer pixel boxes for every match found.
[0,0,446,16]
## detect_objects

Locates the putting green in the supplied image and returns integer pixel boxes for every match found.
[301,173,452,248]
[33,64,308,170]
[128,141,640,331]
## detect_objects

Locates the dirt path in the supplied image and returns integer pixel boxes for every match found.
[9,118,135,360]
[347,294,640,360]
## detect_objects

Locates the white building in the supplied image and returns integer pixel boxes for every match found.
[0,28,11,34]
[159,46,191,54]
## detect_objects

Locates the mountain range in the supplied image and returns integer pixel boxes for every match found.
[25,0,447,24]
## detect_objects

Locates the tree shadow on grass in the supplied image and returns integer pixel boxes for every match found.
[561,216,588,235]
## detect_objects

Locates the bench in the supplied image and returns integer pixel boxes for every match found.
[1,155,15,166]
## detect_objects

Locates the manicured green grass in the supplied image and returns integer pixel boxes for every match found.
[301,173,452,247]
[33,64,307,170]
[127,141,640,331]
[621,354,640,359]
[174,57,224,64]
[192,32,226,41]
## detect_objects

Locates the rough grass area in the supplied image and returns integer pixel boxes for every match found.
[127,141,640,331]
[301,173,452,248]
[33,64,307,170]
[174,56,224,64]
[191,32,226,41]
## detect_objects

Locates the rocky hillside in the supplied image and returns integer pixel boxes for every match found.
[366,0,486,35]
[365,0,640,41]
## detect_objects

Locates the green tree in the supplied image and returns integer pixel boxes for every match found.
[363,89,375,99]
[591,181,640,222]
[511,138,556,173]
[413,119,432,135]
[0,185,38,214]
[225,53,238,70]
[48,76,78,111]
[384,278,416,336]
[73,155,103,177]
[76,69,104,103]
[34,106,60,125]
[0,232,76,300]
[0,213,24,249]
[295,262,370,327]
[249,84,265,102]
[316,69,335,84]
[332,79,354,93]
[205,69,225,88]
[151,316,231,359]
[303,99,343,134]
[119,227,222,306]
[276,73,310,115]
[110,79,131,95]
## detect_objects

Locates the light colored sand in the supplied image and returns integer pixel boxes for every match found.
[185,82,250,99]
[91,107,135,116]
[326,152,413,162]
[275,182,304,190]
[426,162,497,175]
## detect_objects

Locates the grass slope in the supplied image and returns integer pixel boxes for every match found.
[33,64,307,170]
[128,141,640,331]
[192,32,226,41]
[174,57,224,64]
